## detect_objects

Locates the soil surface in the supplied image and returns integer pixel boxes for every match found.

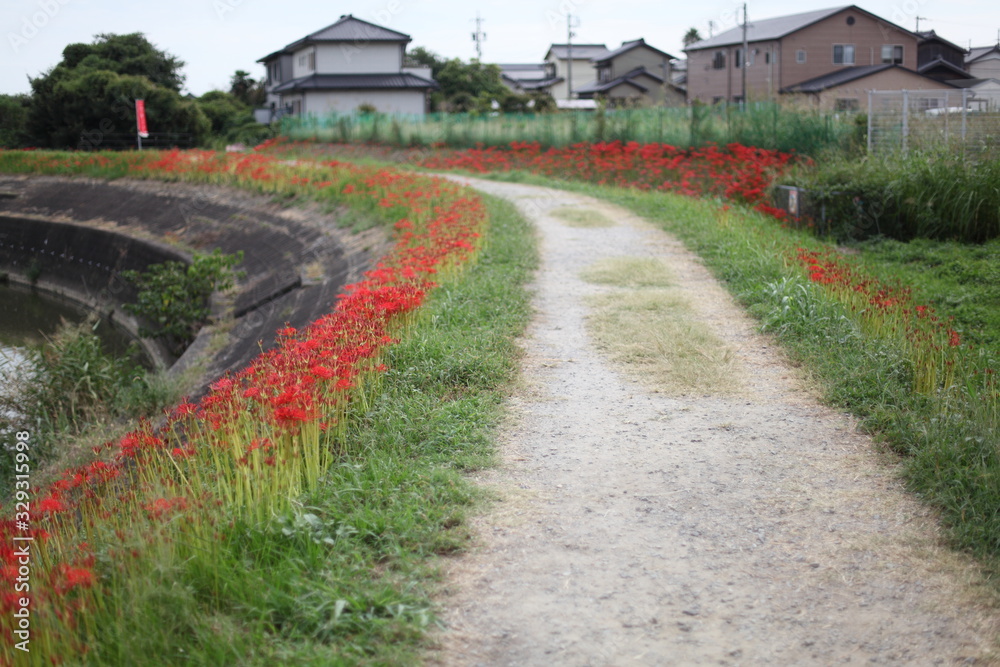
[429,177,1000,666]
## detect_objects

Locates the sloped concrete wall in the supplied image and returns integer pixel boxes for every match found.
[0,175,388,393]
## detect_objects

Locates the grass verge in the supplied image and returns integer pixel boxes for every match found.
[77,192,536,665]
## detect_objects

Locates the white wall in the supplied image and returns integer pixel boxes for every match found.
[303,89,426,115]
[317,43,402,74]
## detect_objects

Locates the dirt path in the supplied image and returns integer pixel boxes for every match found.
[428,177,999,666]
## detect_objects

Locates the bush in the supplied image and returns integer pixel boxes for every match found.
[778,152,1000,243]
[122,249,243,356]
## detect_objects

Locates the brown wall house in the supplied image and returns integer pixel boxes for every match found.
[685,5,919,103]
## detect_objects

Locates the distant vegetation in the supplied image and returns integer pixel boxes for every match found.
[0,33,274,150]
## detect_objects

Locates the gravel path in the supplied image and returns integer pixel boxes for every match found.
[429,177,1000,666]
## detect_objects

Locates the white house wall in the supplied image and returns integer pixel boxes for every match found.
[318,43,402,74]
[969,54,1000,81]
[303,89,426,115]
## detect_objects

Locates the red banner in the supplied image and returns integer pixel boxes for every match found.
[135,99,149,138]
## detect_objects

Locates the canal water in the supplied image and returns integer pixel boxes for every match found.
[0,284,143,394]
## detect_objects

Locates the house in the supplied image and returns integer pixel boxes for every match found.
[966,44,1000,80]
[543,43,610,99]
[575,39,686,106]
[685,5,920,103]
[916,30,971,83]
[945,78,1000,111]
[781,64,954,111]
[257,15,438,119]
[497,63,561,94]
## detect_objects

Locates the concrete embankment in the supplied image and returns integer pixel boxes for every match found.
[0,175,388,394]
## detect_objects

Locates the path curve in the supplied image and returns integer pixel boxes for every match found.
[430,177,999,666]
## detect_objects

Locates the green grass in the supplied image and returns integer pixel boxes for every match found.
[778,152,1000,243]
[80,193,536,665]
[852,236,1000,354]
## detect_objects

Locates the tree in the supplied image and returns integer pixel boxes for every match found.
[60,33,185,91]
[683,28,703,48]
[29,70,209,149]
[0,94,31,147]
[435,59,508,112]
[26,33,208,148]
[406,46,447,79]
[229,70,265,107]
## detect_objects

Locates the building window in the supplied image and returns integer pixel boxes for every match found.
[712,51,726,70]
[796,49,806,64]
[308,52,316,71]
[834,98,860,111]
[881,45,904,64]
[711,96,724,104]
[764,51,771,65]
[833,44,855,65]
[735,48,754,67]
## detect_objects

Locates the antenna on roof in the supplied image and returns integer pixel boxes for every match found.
[471,12,486,61]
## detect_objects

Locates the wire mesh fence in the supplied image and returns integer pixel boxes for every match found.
[75,132,195,151]
[867,89,1000,156]
[280,104,857,155]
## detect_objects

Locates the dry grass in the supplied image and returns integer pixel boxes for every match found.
[585,290,741,395]
[580,256,741,395]
[580,257,675,289]
[550,207,615,228]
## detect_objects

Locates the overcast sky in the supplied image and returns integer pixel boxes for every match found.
[4,0,999,96]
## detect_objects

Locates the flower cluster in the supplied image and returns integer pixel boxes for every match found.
[0,147,486,663]
[416,140,797,215]
[792,247,995,401]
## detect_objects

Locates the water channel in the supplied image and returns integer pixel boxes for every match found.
[0,283,143,395]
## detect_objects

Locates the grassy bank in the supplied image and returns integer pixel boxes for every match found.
[82,193,535,665]
[0,149,536,664]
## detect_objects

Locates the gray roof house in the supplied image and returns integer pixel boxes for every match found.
[543,43,610,100]
[966,44,1000,81]
[257,15,438,119]
[575,39,685,107]
[497,63,562,93]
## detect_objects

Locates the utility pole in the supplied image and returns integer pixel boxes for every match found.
[471,12,486,61]
[708,20,715,38]
[915,16,927,32]
[741,3,749,106]
[566,14,580,100]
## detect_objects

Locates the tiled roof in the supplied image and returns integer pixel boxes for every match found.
[919,58,973,79]
[687,5,915,51]
[260,15,410,60]
[273,73,438,94]
[916,30,966,54]
[687,6,848,50]
[575,67,669,95]
[781,64,950,93]
[945,77,1000,89]
[594,39,676,64]
[967,45,1000,63]
[546,44,609,60]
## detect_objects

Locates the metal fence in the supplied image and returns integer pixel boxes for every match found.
[867,89,1000,155]
[75,132,195,151]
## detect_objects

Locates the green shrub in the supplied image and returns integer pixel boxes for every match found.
[780,152,1000,243]
[122,249,243,356]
